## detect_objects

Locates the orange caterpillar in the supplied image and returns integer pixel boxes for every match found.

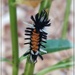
[24,10,51,63]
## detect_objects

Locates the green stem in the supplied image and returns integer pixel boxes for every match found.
[8,0,19,75]
[23,0,52,75]
[24,56,35,75]
[61,0,71,39]
[39,0,53,15]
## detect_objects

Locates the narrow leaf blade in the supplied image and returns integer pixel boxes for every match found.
[0,58,12,64]
[35,57,73,75]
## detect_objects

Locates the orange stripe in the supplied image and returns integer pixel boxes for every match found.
[31,29,39,52]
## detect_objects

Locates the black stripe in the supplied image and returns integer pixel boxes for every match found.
[24,38,30,40]
[41,44,46,48]
[42,35,47,37]
[42,32,47,35]
[42,36,47,39]
[42,33,47,36]
[23,52,30,56]
[26,27,33,30]
[24,42,30,45]
[31,16,36,23]
[46,23,51,26]
[25,31,31,33]
[42,40,46,43]
[38,54,43,60]
[25,34,31,36]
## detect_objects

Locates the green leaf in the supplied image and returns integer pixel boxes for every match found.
[43,39,72,54]
[35,57,73,75]
[0,58,12,64]
[19,39,72,62]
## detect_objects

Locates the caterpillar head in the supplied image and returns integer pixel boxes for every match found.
[31,10,51,32]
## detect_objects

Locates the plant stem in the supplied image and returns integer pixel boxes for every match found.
[61,0,71,39]
[24,0,52,75]
[8,0,19,75]
[39,0,53,15]
[24,56,35,75]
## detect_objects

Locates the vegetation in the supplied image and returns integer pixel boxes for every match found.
[1,0,72,75]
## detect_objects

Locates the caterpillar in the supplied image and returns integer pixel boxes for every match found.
[24,10,51,63]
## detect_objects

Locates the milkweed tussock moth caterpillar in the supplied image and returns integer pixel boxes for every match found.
[24,10,51,63]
